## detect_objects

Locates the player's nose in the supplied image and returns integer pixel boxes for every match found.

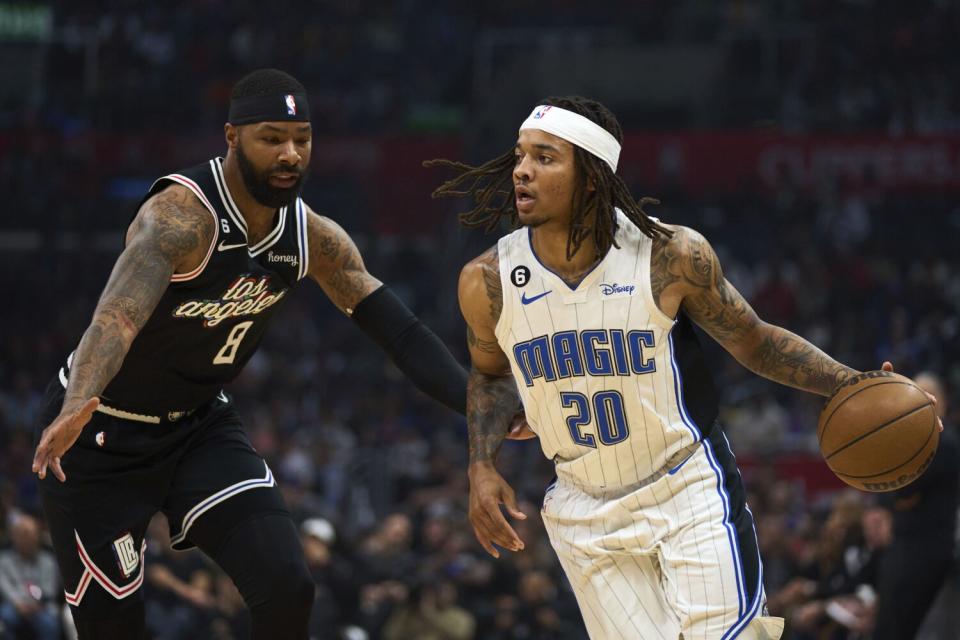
[513,154,534,183]
[277,140,302,166]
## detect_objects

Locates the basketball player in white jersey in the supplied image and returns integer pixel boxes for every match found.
[426,96,934,639]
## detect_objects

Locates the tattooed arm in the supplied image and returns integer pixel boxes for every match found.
[459,246,527,557]
[34,185,215,480]
[650,226,857,396]
[305,210,382,314]
[306,208,482,417]
[460,246,514,463]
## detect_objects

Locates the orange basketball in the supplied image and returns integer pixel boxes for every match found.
[818,370,938,492]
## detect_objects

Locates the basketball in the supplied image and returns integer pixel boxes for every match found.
[818,371,939,492]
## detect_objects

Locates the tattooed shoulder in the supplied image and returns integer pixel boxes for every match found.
[650,225,722,304]
[136,184,215,266]
[459,244,504,331]
[306,212,344,265]
[476,245,503,324]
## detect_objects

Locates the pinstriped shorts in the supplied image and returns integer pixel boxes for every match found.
[540,428,780,639]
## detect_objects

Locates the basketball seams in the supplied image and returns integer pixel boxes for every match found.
[818,379,921,444]
[831,414,937,480]
[823,401,933,460]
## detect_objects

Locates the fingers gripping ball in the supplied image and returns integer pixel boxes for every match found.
[818,371,938,492]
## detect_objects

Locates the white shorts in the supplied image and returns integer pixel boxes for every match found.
[540,431,782,639]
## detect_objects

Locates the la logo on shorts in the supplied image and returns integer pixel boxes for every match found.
[112,532,139,579]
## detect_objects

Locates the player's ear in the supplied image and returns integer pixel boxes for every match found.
[224,123,239,150]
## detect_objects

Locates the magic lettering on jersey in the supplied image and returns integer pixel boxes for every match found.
[172,275,287,327]
[512,329,657,386]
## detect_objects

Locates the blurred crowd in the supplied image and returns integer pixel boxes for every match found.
[1,177,958,638]
[5,0,956,134]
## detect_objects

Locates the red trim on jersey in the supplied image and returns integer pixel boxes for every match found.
[165,174,220,283]
[64,569,92,606]
[73,531,146,600]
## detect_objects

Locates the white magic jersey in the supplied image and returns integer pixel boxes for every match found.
[495,210,701,491]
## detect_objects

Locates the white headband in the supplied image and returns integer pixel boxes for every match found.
[519,105,621,172]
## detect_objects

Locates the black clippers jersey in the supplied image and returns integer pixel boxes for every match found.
[64,158,310,414]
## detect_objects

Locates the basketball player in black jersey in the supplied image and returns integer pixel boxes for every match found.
[30,69,511,640]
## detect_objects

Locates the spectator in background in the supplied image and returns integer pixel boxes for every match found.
[381,580,476,640]
[516,570,581,639]
[770,492,866,639]
[144,514,217,640]
[0,514,60,640]
[873,372,960,640]
[301,517,360,638]
[358,513,416,585]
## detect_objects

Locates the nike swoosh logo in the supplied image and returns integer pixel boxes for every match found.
[218,241,247,252]
[520,290,551,305]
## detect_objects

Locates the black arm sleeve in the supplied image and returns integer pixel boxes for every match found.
[351,285,467,415]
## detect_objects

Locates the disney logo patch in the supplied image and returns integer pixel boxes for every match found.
[599,282,636,296]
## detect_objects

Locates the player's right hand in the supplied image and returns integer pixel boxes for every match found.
[881,361,943,432]
[32,397,100,482]
[467,462,526,558]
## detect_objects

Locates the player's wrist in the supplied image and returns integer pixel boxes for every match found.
[468,460,498,476]
[62,393,95,414]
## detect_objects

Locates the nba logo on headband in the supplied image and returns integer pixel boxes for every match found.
[285,94,297,116]
[532,106,551,120]
[520,105,622,171]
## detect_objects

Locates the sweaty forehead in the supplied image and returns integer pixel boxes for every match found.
[516,129,574,153]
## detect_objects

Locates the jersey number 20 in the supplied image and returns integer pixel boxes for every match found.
[560,390,629,447]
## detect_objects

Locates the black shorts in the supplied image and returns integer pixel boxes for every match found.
[35,377,287,609]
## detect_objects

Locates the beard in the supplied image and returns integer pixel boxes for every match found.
[236,143,306,209]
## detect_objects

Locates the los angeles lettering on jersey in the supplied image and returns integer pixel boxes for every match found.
[172,275,286,327]
[513,329,657,386]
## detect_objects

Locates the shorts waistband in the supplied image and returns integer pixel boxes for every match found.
[59,363,224,424]
[95,403,199,425]
[555,442,700,496]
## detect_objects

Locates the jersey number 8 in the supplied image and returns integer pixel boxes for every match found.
[214,321,253,365]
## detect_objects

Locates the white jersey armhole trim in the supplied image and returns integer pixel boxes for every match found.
[641,229,678,330]
[295,199,309,280]
[493,237,513,342]
[162,174,220,283]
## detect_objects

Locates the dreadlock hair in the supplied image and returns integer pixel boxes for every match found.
[425,96,671,260]
[231,68,305,100]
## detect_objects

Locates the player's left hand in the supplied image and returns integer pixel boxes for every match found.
[505,411,537,440]
[881,361,943,432]
[32,397,101,482]
[467,462,527,558]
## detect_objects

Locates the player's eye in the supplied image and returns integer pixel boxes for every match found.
[539,155,551,164]
[264,137,281,144]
